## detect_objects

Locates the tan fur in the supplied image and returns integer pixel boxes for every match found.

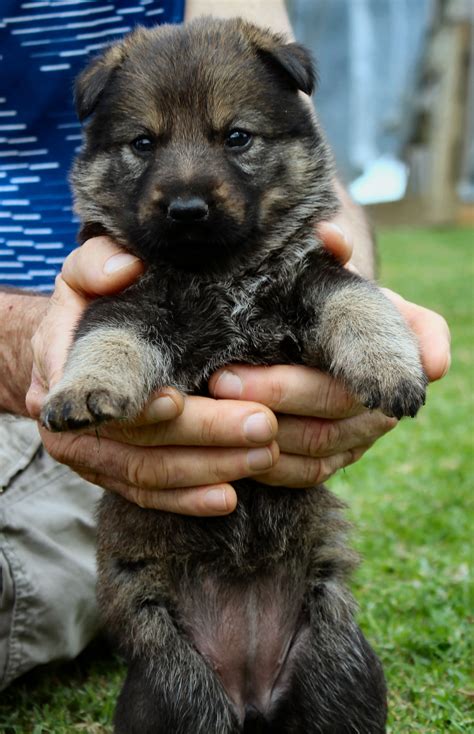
[42,328,167,430]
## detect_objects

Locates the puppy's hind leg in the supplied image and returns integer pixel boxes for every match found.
[113,607,240,734]
[272,583,387,733]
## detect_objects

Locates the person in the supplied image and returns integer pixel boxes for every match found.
[0,0,450,691]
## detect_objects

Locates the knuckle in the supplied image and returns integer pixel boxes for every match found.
[206,455,227,484]
[172,489,191,514]
[200,410,218,445]
[301,418,339,457]
[127,450,169,489]
[47,434,81,466]
[301,457,325,486]
[151,488,189,515]
[269,377,286,410]
[316,458,337,483]
[129,486,149,508]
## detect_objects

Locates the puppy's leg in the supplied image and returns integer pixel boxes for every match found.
[41,326,168,431]
[303,271,427,419]
[273,584,387,733]
[113,607,239,734]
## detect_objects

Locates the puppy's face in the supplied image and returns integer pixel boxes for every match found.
[72,18,335,271]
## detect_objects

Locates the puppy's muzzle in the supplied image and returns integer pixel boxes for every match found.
[167,196,209,223]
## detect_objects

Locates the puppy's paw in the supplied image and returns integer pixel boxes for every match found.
[357,369,428,419]
[41,384,133,432]
[319,283,429,420]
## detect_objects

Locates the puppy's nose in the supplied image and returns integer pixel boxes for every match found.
[167,197,209,222]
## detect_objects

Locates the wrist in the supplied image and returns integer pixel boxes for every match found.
[0,290,48,416]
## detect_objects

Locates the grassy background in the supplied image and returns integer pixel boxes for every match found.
[0,227,472,733]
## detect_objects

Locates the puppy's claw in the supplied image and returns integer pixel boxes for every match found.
[361,375,427,419]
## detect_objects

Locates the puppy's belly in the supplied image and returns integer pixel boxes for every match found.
[178,571,308,722]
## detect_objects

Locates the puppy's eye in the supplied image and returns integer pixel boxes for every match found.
[225,129,252,150]
[131,136,155,154]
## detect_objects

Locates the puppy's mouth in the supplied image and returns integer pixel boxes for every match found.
[140,213,255,271]
[159,228,236,270]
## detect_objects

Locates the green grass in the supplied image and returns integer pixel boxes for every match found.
[331,226,473,733]
[0,227,472,732]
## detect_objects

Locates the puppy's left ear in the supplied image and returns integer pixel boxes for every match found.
[75,42,126,121]
[240,21,317,96]
[263,42,316,96]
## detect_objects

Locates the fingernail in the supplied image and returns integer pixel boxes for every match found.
[204,488,229,512]
[147,396,177,421]
[103,253,140,274]
[247,447,273,471]
[213,370,242,398]
[243,412,273,443]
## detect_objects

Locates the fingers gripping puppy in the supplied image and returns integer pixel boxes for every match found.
[42,18,426,733]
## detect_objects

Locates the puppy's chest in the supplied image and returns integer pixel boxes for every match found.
[160,275,304,387]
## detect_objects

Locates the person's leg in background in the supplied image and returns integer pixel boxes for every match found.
[0,416,102,690]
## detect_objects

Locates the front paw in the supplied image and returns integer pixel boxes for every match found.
[356,369,427,419]
[41,384,133,432]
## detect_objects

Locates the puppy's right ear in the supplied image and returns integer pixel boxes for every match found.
[74,43,125,121]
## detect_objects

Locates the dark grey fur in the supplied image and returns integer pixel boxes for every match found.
[41,18,427,733]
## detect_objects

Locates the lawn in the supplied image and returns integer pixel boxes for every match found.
[0,227,472,733]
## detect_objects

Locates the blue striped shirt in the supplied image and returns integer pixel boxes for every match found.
[0,0,185,291]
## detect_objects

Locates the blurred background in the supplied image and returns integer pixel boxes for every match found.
[287,0,474,227]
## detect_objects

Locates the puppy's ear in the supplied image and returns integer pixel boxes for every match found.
[262,42,316,96]
[240,22,317,96]
[75,43,126,121]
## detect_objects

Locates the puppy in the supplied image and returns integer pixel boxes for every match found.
[42,18,426,733]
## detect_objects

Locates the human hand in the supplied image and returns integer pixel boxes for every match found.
[28,226,450,516]
[26,237,279,516]
[208,222,451,488]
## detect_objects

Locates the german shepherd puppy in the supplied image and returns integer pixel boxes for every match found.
[41,18,426,733]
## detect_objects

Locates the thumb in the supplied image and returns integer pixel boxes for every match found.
[62,237,145,297]
[317,222,353,266]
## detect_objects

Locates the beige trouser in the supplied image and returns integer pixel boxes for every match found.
[0,416,102,690]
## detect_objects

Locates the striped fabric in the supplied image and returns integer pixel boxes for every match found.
[0,0,185,291]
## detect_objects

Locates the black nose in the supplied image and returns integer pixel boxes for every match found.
[167,197,209,222]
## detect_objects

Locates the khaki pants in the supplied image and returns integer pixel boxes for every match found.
[0,416,102,690]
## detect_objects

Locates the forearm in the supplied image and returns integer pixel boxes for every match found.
[0,289,48,416]
[185,0,292,32]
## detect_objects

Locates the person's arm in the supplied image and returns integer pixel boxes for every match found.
[0,290,47,416]
[185,0,293,33]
